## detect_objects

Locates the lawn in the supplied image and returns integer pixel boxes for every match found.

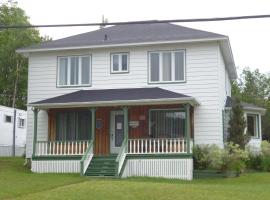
[1,158,270,200]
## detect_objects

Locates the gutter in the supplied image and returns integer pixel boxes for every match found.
[28,97,200,109]
[16,37,228,54]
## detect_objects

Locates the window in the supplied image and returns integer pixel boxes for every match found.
[149,109,186,138]
[18,118,25,128]
[58,55,91,87]
[247,114,260,138]
[5,115,12,123]
[111,53,129,73]
[149,50,185,83]
[55,111,92,141]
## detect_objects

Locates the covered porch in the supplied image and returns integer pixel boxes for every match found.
[30,88,198,179]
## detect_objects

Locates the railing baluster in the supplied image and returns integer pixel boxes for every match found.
[161,139,164,153]
[145,139,148,153]
[153,139,156,153]
[133,140,135,154]
[71,141,74,155]
[128,140,132,153]
[157,139,160,153]
[166,139,168,153]
[137,139,139,154]
[141,139,143,153]
[149,139,151,153]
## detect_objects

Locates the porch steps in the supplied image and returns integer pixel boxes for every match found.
[85,155,117,177]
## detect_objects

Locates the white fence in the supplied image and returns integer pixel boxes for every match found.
[31,160,80,173]
[128,138,188,154]
[35,140,90,156]
[122,158,193,180]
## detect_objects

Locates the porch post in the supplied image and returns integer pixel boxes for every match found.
[91,108,96,145]
[123,107,129,140]
[185,104,191,154]
[32,108,39,157]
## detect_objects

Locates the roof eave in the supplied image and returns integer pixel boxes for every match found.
[16,37,228,54]
[219,38,237,80]
[28,97,200,109]
[225,106,266,115]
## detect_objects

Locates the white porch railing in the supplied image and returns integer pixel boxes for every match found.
[116,137,128,176]
[35,140,90,156]
[128,138,189,154]
[80,140,94,175]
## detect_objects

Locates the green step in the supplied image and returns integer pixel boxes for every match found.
[84,155,117,177]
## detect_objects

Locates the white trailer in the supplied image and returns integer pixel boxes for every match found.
[0,105,27,156]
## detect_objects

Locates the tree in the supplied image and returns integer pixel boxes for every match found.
[0,0,46,109]
[228,97,248,149]
[232,67,270,141]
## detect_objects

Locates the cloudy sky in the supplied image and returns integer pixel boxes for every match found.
[16,0,270,73]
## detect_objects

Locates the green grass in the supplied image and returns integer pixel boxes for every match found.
[1,157,270,200]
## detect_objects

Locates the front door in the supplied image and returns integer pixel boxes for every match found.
[110,111,124,154]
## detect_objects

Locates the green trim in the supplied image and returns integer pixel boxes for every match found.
[32,155,82,161]
[91,108,96,147]
[126,153,193,159]
[185,104,191,154]
[32,108,39,157]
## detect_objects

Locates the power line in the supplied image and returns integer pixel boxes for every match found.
[0,14,270,29]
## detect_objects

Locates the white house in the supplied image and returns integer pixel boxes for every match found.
[17,23,264,180]
[0,105,27,156]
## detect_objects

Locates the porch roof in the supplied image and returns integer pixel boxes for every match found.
[225,96,266,114]
[29,87,199,109]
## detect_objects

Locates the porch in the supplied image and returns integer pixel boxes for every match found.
[30,88,197,179]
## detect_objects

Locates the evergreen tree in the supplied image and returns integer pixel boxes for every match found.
[228,97,249,149]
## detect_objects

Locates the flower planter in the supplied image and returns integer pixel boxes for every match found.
[194,170,239,179]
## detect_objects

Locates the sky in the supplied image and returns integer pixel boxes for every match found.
[16,0,270,73]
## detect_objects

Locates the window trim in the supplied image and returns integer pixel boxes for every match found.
[56,54,92,88]
[148,49,186,84]
[110,52,130,74]
[18,118,25,128]
[246,113,260,139]
[148,108,186,137]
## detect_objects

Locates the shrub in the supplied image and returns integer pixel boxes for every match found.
[193,142,249,174]
[220,142,249,174]
[261,140,270,171]
[193,145,213,170]
[246,153,263,170]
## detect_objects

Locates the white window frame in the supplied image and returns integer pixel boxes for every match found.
[110,53,129,73]
[18,118,25,128]
[148,50,186,83]
[246,114,260,138]
[57,55,91,87]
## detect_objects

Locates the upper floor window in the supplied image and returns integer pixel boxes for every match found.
[57,55,91,87]
[111,53,129,73]
[149,50,185,83]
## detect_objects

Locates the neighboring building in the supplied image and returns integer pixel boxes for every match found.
[0,105,27,156]
[17,23,264,180]
[224,96,265,151]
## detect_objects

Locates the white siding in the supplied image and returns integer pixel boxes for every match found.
[26,42,225,157]
[0,106,27,156]
[122,158,193,180]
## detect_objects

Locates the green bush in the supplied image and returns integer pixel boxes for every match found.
[246,153,264,170]
[193,142,249,174]
[220,142,249,174]
[261,140,270,171]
